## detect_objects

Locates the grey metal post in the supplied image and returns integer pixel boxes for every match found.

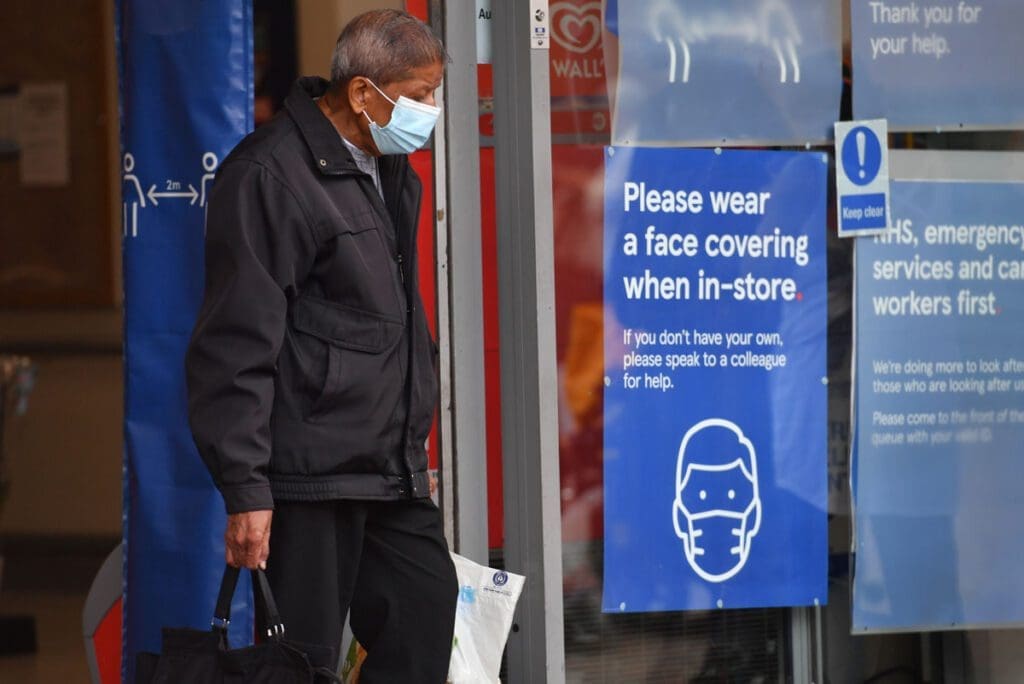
[433,0,489,564]
[491,2,566,682]
[791,607,815,683]
[815,603,825,682]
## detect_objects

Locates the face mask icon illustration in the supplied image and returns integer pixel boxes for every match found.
[672,419,762,582]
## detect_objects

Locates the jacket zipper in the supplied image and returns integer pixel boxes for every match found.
[393,161,419,497]
[340,159,418,497]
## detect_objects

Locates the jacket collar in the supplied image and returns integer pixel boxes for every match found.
[285,76,364,176]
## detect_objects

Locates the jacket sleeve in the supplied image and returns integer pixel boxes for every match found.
[185,159,316,514]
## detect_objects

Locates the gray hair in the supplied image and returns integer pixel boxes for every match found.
[329,10,447,89]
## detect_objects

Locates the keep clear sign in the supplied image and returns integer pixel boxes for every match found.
[853,0,1024,129]
[853,151,1024,631]
[612,0,841,146]
[835,119,891,237]
[602,147,828,612]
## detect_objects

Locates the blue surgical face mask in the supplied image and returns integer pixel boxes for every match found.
[363,79,441,155]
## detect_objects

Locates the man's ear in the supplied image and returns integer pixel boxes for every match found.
[347,77,370,115]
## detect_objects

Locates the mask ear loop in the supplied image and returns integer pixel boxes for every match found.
[361,78,398,130]
[364,78,397,107]
[365,77,440,116]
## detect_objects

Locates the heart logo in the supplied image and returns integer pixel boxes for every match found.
[551,1,602,55]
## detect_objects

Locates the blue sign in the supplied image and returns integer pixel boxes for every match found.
[841,193,888,231]
[612,0,841,146]
[852,0,1024,130]
[853,175,1024,631]
[602,147,829,612]
[835,120,890,237]
[118,1,253,680]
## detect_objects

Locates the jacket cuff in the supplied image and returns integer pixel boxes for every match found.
[221,484,275,514]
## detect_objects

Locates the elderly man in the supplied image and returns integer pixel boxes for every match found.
[186,10,456,681]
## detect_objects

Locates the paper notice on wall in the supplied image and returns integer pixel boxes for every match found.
[18,82,69,186]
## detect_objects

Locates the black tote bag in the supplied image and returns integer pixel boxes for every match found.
[135,565,339,683]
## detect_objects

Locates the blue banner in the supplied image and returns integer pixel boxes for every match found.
[612,0,841,146]
[602,148,828,612]
[118,1,253,679]
[853,175,1024,631]
[852,0,1024,129]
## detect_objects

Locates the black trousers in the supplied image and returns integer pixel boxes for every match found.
[265,498,457,684]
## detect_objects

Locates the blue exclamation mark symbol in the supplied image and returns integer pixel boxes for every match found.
[842,125,881,187]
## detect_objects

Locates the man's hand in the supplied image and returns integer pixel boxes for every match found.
[225,510,273,569]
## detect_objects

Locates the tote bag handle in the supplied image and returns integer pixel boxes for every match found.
[211,565,286,640]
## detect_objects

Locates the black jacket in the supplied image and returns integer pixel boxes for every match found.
[186,77,437,514]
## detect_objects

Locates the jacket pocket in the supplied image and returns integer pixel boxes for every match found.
[312,209,407,317]
[312,208,380,244]
[290,295,404,421]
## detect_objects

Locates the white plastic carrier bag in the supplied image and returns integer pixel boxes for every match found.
[339,553,524,684]
[447,552,526,684]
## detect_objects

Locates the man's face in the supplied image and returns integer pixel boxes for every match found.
[363,61,444,128]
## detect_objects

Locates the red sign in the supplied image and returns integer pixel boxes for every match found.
[549,1,607,100]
